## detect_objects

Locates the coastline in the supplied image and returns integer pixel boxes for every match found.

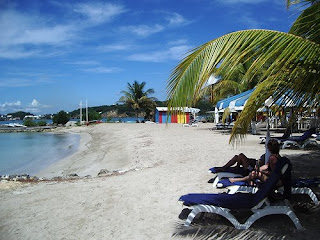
[0,123,319,239]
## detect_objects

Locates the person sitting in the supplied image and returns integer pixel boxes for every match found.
[229,139,281,185]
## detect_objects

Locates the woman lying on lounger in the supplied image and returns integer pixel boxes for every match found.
[213,153,265,175]
[229,139,281,185]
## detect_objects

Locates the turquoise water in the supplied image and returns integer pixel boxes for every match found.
[0,132,80,176]
[0,117,144,126]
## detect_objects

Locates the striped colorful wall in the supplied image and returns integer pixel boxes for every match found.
[155,109,190,124]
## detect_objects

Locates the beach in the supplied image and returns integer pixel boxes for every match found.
[0,123,319,239]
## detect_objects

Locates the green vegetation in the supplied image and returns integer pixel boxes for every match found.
[88,111,102,121]
[204,60,264,104]
[119,81,158,120]
[69,104,137,119]
[23,119,37,127]
[37,120,47,126]
[53,110,70,125]
[23,119,47,127]
[167,0,320,142]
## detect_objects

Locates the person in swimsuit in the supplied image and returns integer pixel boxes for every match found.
[229,139,281,185]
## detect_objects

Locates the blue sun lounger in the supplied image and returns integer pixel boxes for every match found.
[179,157,303,229]
[209,161,319,205]
[281,127,318,149]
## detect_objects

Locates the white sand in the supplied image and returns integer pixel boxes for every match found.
[0,123,318,239]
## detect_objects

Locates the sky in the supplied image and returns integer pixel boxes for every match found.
[0,0,300,115]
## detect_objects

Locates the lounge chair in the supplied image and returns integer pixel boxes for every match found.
[209,167,319,205]
[179,157,303,229]
[259,127,292,144]
[281,127,318,149]
[226,184,319,206]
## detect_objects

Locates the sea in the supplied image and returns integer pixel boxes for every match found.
[0,132,80,176]
[0,117,144,176]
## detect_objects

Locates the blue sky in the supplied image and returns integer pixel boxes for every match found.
[0,0,299,114]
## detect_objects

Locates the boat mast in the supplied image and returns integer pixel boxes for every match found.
[80,101,83,125]
[86,100,89,125]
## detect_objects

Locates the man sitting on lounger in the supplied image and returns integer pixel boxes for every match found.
[228,139,281,185]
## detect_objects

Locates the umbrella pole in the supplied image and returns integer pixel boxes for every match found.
[265,106,271,164]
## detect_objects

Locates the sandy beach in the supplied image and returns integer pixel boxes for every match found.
[0,123,319,239]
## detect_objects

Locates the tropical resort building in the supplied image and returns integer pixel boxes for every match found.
[155,107,200,124]
[214,89,319,131]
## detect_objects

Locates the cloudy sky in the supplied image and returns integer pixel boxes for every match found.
[0,0,299,114]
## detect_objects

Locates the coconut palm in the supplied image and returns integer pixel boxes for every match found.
[167,0,320,142]
[119,81,157,120]
[203,59,263,104]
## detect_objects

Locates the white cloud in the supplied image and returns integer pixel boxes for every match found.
[165,12,190,26]
[121,24,164,37]
[0,9,77,59]
[67,60,100,65]
[73,2,127,24]
[82,67,122,73]
[31,99,39,107]
[25,99,51,113]
[1,101,21,109]
[217,0,267,4]
[97,43,131,52]
[167,39,188,46]
[128,45,192,62]
[239,14,261,28]
[0,46,40,59]
[0,10,76,46]
[0,78,51,88]
[0,101,22,113]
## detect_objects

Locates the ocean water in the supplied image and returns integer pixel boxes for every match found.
[0,117,144,126]
[0,132,80,176]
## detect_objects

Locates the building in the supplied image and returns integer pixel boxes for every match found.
[155,107,200,124]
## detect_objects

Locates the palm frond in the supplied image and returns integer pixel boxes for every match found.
[167,29,320,142]
[289,2,320,43]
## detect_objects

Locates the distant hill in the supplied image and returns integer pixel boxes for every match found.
[1,100,213,120]
[69,100,213,119]
[68,101,169,119]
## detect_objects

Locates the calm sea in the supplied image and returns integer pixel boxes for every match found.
[0,132,80,176]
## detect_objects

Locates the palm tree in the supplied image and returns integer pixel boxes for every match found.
[167,0,320,142]
[119,81,157,120]
[203,60,263,104]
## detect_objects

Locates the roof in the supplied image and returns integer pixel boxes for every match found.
[156,107,200,113]
[216,89,255,111]
[216,89,308,112]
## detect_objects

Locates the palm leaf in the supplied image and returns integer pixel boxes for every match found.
[289,2,320,43]
[167,29,320,143]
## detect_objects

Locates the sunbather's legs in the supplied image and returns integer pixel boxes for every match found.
[215,153,255,172]
[229,170,268,184]
[229,175,250,183]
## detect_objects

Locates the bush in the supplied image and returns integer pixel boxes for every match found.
[23,119,37,127]
[37,120,47,126]
[53,110,70,125]
[88,111,102,121]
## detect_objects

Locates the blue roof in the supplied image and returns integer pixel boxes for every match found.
[216,89,307,111]
[216,89,255,110]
